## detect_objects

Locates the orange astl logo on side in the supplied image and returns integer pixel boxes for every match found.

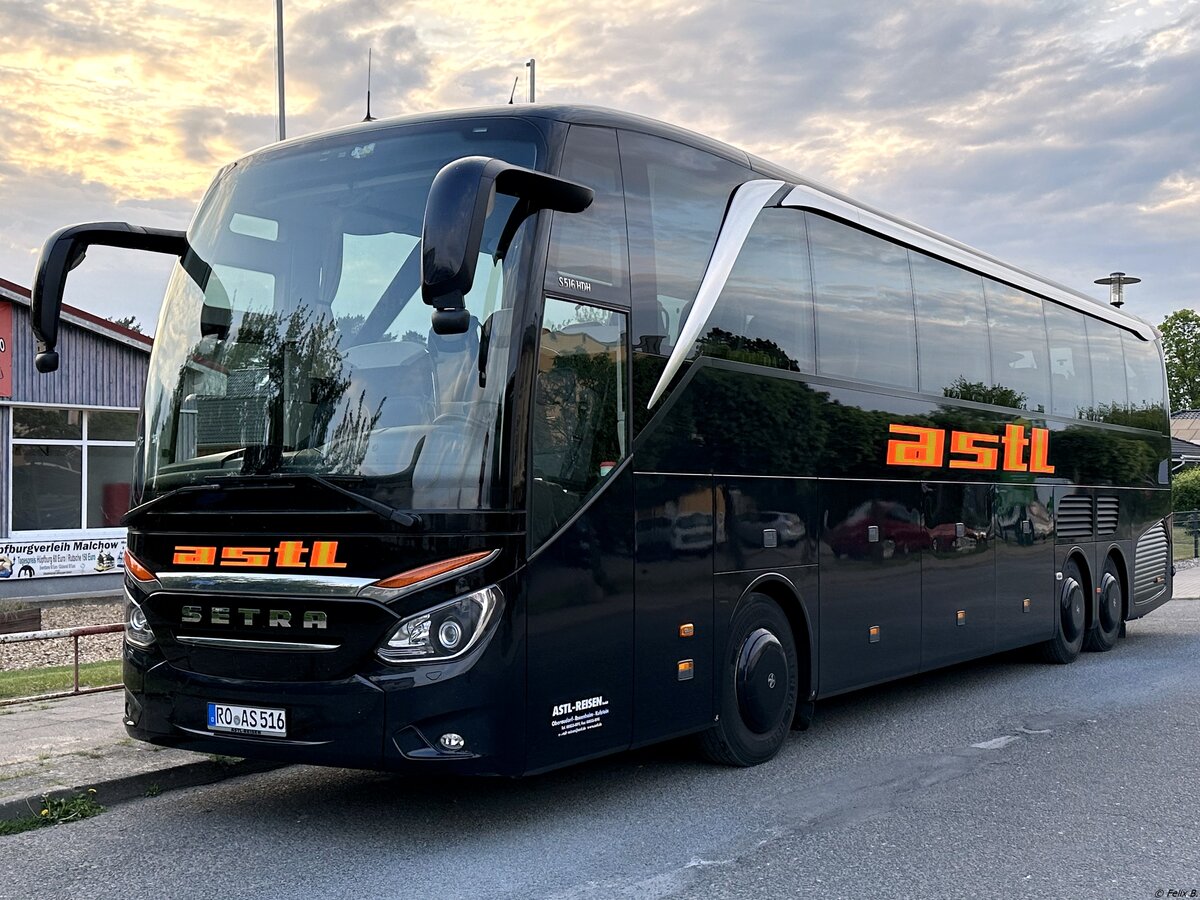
[886,424,1054,474]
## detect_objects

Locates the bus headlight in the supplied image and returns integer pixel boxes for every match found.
[124,592,156,649]
[378,585,503,663]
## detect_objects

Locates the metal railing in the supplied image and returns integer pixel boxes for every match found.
[0,623,123,707]
[1174,510,1200,560]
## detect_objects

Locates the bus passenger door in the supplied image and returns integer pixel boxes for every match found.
[818,481,924,693]
[524,298,635,773]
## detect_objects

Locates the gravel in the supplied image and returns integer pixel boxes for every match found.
[0,600,123,672]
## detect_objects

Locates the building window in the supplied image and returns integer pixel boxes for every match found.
[10,407,137,532]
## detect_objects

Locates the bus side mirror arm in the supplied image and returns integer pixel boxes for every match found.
[31,222,187,373]
[421,156,592,335]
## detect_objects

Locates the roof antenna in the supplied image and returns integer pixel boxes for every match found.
[508,75,519,104]
[362,48,376,122]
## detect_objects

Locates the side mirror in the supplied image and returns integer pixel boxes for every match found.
[31,222,187,372]
[421,156,592,335]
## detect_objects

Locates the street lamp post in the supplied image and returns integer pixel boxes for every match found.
[1094,272,1140,308]
[275,0,286,141]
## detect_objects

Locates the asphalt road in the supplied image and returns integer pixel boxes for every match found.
[4,600,1199,900]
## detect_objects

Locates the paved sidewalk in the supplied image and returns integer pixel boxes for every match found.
[0,691,276,822]
[1175,564,1200,600]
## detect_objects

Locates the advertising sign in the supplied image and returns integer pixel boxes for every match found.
[0,300,11,399]
[0,537,126,580]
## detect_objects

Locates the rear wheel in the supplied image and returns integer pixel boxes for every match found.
[1084,557,1123,652]
[700,594,798,766]
[1040,558,1086,664]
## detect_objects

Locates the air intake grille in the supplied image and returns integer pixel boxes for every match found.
[1134,521,1169,605]
[1057,495,1093,541]
[1096,497,1119,536]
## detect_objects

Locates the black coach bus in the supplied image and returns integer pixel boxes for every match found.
[29,106,1172,774]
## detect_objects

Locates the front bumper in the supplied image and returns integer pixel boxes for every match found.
[123,641,524,775]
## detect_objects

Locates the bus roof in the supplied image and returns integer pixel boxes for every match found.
[243,104,1157,342]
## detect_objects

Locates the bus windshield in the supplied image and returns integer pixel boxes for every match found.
[139,118,545,511]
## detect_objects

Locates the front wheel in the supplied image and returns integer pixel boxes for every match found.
[1040,558,1086,664]
[700,593,798,767]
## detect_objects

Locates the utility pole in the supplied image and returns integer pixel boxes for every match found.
[275,0,287,141]
[526,58,536,103]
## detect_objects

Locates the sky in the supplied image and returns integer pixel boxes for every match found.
[0,0,1196,334]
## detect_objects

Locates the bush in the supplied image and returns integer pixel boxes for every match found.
[1173,466,1200,512]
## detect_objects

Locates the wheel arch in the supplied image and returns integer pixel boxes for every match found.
[735,572,816,703]
[1064,547,1095,635]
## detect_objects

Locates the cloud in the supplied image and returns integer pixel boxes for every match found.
[1,0,1197,330]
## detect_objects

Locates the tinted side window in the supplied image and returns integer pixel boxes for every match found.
[1043,302,1094,418]
[910,253,989,397]
[696,208,814,372]
[620,130,751,355]
[808,214,917,389]
[1085,316,1128,419]
[984,280,1050,413]
[545,126,629,306]
[1122,331,1168,429]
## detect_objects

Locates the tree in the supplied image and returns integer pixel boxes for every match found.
[109,315,144,333]
[1161,309,1200,412]
[943,377,1026,410]
[1173,466,1200,512]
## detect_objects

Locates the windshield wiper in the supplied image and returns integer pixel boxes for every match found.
[298,473,422,528]
[122,483,223,526]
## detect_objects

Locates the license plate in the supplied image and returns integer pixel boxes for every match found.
[206,702,287,737]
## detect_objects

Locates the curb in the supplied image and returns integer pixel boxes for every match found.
[0,757,284,824]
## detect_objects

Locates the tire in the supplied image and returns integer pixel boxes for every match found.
[700,593,798,767]
[1083,556,1123,652]
[1040,558,1086,664]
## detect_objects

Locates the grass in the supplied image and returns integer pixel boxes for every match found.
[0,660,121,701]
[1173,524,1198,562]
[0,790,104,837]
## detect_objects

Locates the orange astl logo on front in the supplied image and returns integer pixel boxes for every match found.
[886,424,1054,474]
[171,540,348,569]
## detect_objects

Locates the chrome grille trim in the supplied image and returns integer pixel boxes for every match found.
[175,635,341,652]
[155,572,373,596]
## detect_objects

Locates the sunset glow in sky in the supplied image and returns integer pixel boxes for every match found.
[1,0,1196,331]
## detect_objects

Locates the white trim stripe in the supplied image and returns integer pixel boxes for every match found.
[647,179,784,408]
